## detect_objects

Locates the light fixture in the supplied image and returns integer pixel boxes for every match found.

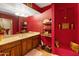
[15,12,27,17]
[15,12,19,16]
[20,14,25,17]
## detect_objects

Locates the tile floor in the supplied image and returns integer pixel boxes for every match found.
[25,47,58,56]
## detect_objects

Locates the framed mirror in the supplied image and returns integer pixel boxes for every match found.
[0,18,12,35]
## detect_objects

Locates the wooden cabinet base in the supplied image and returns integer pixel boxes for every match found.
[0,35,40,56]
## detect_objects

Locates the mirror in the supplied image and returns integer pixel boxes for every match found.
[0,18,12,36]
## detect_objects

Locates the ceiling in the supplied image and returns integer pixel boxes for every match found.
[0,3,52,17]
[35,3,51,8]
[0,3,40,17]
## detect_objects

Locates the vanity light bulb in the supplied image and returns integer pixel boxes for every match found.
[15,12,19,16]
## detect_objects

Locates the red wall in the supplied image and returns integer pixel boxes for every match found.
[26,8,52,33]
[54,3,78,49]
[26,16,43,33]
[77,4,79,44]
[51,4,55,53]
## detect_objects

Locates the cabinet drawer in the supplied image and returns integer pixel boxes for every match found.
[0,41,21,52]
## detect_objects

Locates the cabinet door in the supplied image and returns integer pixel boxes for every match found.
[22,38,32,55]
[10,44,21,56]
[26,38,32,51]
[32,36,39,48]
[22,39,28,55]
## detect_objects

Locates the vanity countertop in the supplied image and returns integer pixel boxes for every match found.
[0,31,40,46]
[41,33,51,38]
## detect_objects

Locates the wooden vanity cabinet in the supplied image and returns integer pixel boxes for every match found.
[0,35,40,56]
[0,41,22,56]
[22,35,39,55]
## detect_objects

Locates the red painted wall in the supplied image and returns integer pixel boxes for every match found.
[51,4,55,53]
[54,3,77,49]
[26,16,43,33]
[26,8,52,33]
[77,4,79,44]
